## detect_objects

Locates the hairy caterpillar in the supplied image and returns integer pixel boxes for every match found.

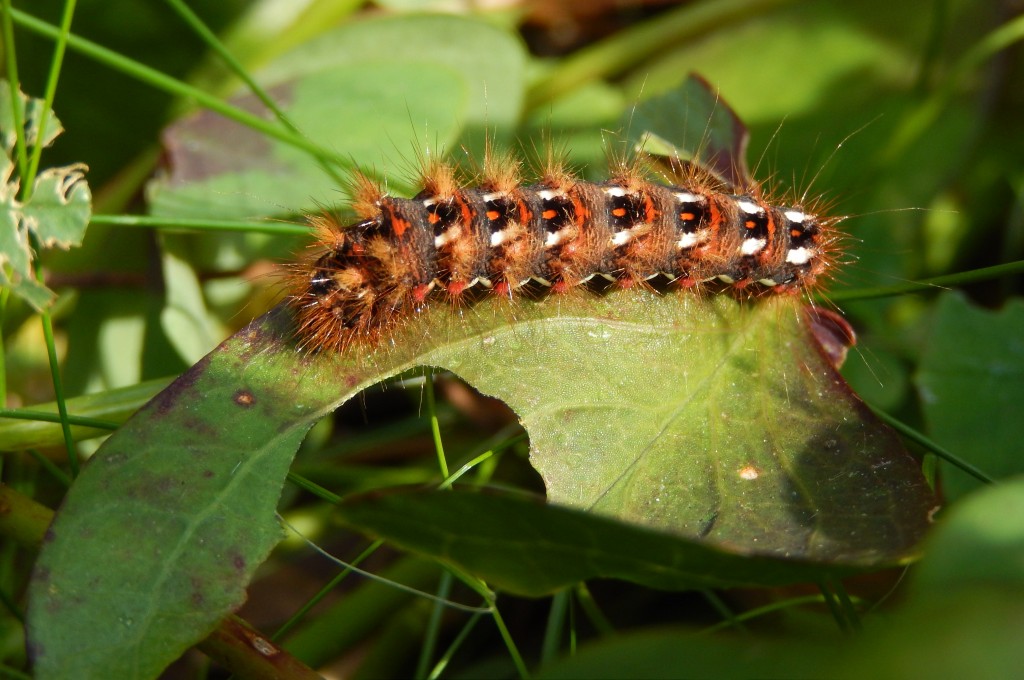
[287,102,842,352]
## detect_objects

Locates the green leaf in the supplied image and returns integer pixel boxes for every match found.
[20,162,91,249]
[0,83,92,310]
[334,488,863,597]
[916,293,1024,500]
[28,289,934,676]
[911,476,1024,594]
[442,295,934,562]
[0,160,92,310]
[631,74,751,190]
[27,317,317,678]
[0,159,35,287]
[840,479,1024,679]
[0,79,63,154]
[147,13,527,220]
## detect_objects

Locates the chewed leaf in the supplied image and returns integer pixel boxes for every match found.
[0,161,91,310]
[0,83,91,310]
[29,288,936,673]
[420,293,935,562]
[21,163,91,249]
[0,159,58,309]
[0,159,33,278]
[0,80,63,154]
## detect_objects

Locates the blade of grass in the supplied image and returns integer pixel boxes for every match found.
[426,611,484,680]
[26,448,73,487]
[824,260,1024,302]
[697,594,833,635]
[21,0,77,200]
[13,0,81,475]
[489,598,529,680]
[415,570,452,679]
[162,0,344,188]
[541,590,569,665]
[885,12,1024,160]
[7,7,360,179]
[829,577,862,633]
[0,410,118,429]
[573,583,614,637]
[424,368,449,480]
[817,580,850,634]
[0,377,171,451]
[89,214,311,236]
[871,406,995,484]
[271,539,385,642]
[1,0,28,178]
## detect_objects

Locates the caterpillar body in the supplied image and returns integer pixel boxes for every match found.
[288,150,841,352]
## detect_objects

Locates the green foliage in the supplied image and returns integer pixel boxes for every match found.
[0,81,91,309]
[2,0,1023,678]
[917,293,1024,500]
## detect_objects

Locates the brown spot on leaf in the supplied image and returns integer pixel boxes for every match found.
[234,389,256,408]
[154,354,212,415]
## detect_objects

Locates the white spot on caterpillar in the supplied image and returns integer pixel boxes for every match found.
[785,210,808,223]
[675,192,701,203]
[611,229,632,246]
[545,229,571,247]
[786,246,813,265]
[603,186,628,197]
[490,229,509,247]
[481,191,506,202]
[758,278,777,286]
[536,189,564,201]
[737,199,763,215]
[740,237,767,255]
[677,233,700,249]
[422,197,438,207]
[434,225,462,249]
[675,231,708,249]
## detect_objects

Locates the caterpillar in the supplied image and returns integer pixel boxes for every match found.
[287,121,842,352]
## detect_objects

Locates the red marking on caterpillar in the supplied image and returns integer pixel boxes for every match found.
[286,90,845,353]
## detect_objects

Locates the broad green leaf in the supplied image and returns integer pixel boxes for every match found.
[839,479,1024,680]
[149,62,465,220]
[27,317,318,679]
[911,476,1024,594]
[147,13,527,220]
[29,289,934,676]
[916,293,1024,500]
[333,488,863,597]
